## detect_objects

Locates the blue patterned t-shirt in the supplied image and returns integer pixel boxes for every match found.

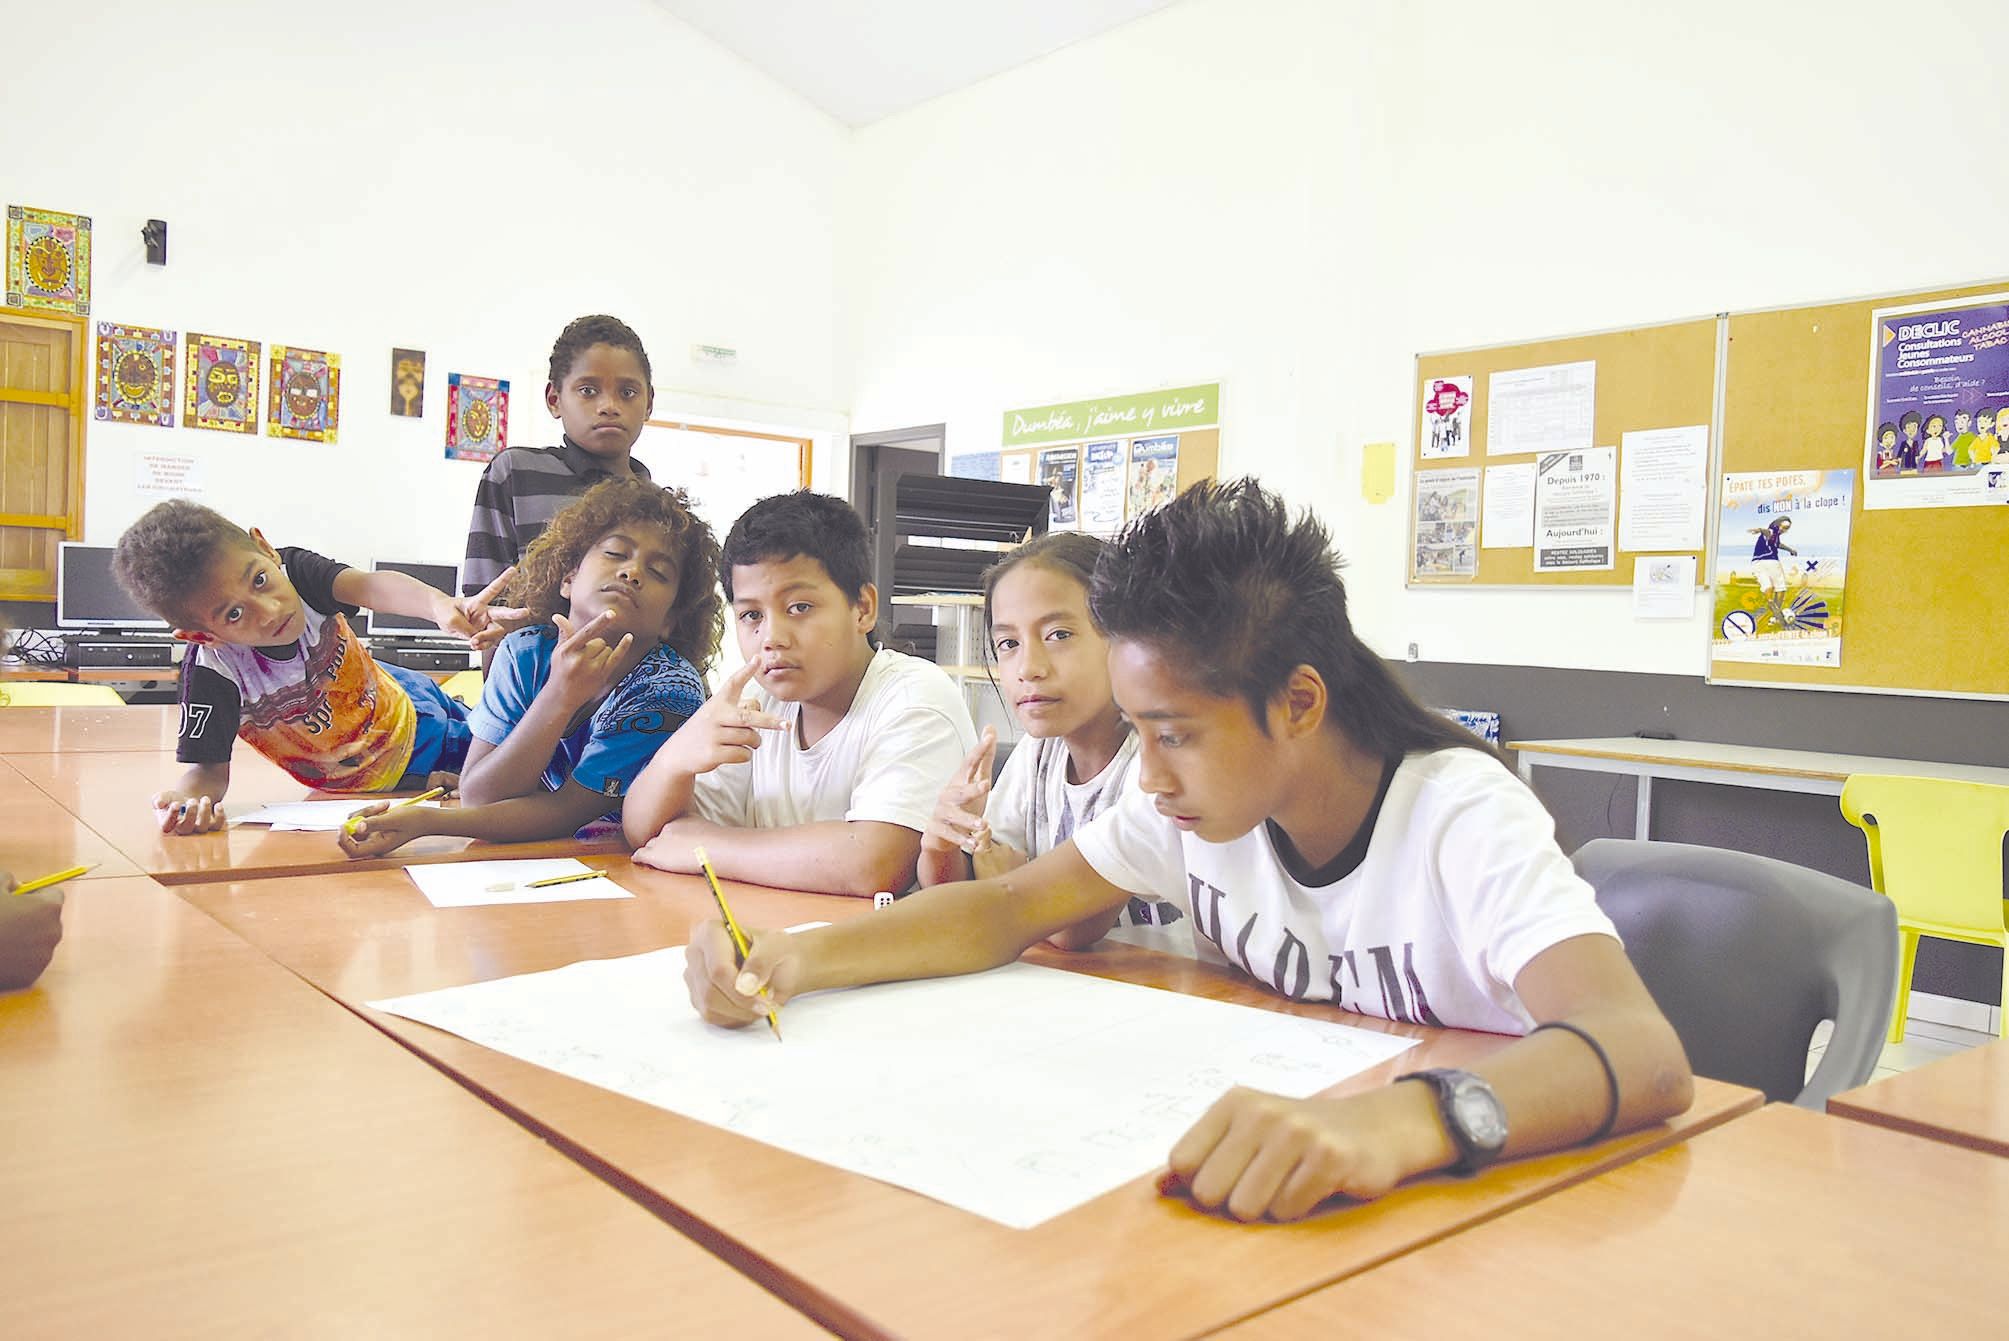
[467,626,705,799]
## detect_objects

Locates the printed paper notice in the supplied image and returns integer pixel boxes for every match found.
[137,452,205,497]
[1618,425,1709,551]
[1487,360,1595,457]
[1534,446,1616,571]
[1414,467,1479,577]
[1711,470,1854,668]
[1481,462,1535,548]
[1633,555,1697,619]
[1079,439,1125,532]
[1420,375,1472,459]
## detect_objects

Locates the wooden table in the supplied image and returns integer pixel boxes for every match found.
[179,859,1763,1341]
[0,703,180,753]
[3,748,619,884]
[0,757,142,882]
[0,878,822,1339]
[1220,1103,2005,1336]
[1829,1037,2009,1158]
[1506,735,2009,840]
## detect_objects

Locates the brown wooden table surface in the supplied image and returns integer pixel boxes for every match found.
[0,757,142,882]
[0,877,824,1339]
[179,859,1763,1341]
[0,704,180,753]
[1828,1036,2009,1158]
[1217,1102,2006,1337]
[4,748,620,884]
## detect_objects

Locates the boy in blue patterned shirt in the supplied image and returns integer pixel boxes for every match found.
[342,480,718,855]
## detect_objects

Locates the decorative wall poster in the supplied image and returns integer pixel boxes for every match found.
[5,205,91,315]
[1038,445,1080,531]
[1079,439,1126,532]
[391,347,426,417]
[268,345,340,442]
[1413,467,1479,577]
[93,322,176,427]
[1864,292,2009,510]
[1127,435,1179,517]
[183,332,260,433]
[1420,375,1472,459]
[1533,446,1616,571]
[1487,360,1595,457]
[1711,470,1854,669]
[445,372,509,462]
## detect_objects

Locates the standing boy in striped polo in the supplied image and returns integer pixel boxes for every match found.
[461,315,658,639]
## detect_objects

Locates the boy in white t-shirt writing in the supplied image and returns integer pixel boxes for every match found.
[683,479,1693,1222]
[625,491,977,896]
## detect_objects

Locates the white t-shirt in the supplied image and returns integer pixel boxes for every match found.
[1070,746,1618,1035]
[986,732,1189,952]
[690,647,977,834]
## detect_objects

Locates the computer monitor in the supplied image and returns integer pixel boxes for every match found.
[56,543,170,632]
[370,560,460,633]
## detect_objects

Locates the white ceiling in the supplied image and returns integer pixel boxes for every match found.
[654,0,1186,127]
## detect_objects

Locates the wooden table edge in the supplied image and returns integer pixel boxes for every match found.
[1824,1095,2009,1160]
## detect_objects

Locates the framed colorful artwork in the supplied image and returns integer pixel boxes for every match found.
[94,322,176,427]
[6,205,92,315]
[391,348,426,417]
[183,332,261,433]
[268,345,340,442]
[445,372,509,462]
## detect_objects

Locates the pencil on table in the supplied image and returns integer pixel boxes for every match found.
[12,863,96,895]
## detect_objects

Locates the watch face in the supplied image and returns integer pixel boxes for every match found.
[1452,1082,1509,1149]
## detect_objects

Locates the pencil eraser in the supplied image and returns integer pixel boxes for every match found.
[873,891,894,910]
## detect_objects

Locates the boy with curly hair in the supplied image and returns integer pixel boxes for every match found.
[343,478,719,855]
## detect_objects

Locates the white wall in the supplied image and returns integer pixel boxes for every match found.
[842,0,2009,674]
[2,0,849,575]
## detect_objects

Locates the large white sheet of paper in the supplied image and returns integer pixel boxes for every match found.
[371,951,1417,1229]
[230,798,443,831]
[1618,425,1709,552]
[1486,360,1595,457]
[1534,446,1617,571]
[1481,462,1536,548]
[1632,554,1698,619]
[404,859,632,908]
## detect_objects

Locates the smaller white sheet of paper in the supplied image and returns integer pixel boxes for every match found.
[1632,554,1698,619]
[371,951,1417,1229]
[404,859,631,908]
[1481,462,1536,548]
[230,798,443,830]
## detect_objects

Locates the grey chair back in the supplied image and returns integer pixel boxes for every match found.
[1572,839,1898,1108]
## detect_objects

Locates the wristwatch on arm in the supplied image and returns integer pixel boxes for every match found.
[1398,1067,1508,1176]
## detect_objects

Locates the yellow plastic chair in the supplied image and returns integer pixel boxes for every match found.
[1839,774,2009,1041]
[0,682,125,707]
[439,668,483,706]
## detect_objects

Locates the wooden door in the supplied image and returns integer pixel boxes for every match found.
[0,311,87,600]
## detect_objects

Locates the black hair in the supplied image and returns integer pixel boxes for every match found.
[980,530,1105,654]
[1089,478,1506,764]
[1900,410,1922,431]
[721,490,873,604]
[1876,421,1898,441]
[547,314,653,392]
[111,500,259,629]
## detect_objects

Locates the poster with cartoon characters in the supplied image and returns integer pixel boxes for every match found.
[1710,470,1854,668]
[1420,375,1472,459]
[94,322,175,427]
[268,345,340,442]
[184,332,259,433]
[1864,293,2009,510]
[1126,435,1178,518]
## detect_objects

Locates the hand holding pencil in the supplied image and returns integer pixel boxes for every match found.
[1,870,67,991]
[685,849,792,1040]
[336,787,448,860]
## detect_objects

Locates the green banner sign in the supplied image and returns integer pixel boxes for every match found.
[1001,382,1220,448]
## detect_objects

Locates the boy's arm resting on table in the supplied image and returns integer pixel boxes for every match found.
[153,760,232,834]
[338,778,615,857]
[458,695,575,805]
[1165,933,1695,1222]
[684,842,1131,1023]
[636,816,923,898]
[620,754,699,847]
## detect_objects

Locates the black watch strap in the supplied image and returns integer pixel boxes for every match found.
[1399,1067,1508,1176]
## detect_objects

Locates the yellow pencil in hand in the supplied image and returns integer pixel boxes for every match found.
[343,786,448,838]
[695,845,782,1042]
[12,863,96,895]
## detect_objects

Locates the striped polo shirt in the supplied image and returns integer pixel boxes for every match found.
[460,437,653,596]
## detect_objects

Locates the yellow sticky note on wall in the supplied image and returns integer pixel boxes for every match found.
[1361,442,1396,503]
